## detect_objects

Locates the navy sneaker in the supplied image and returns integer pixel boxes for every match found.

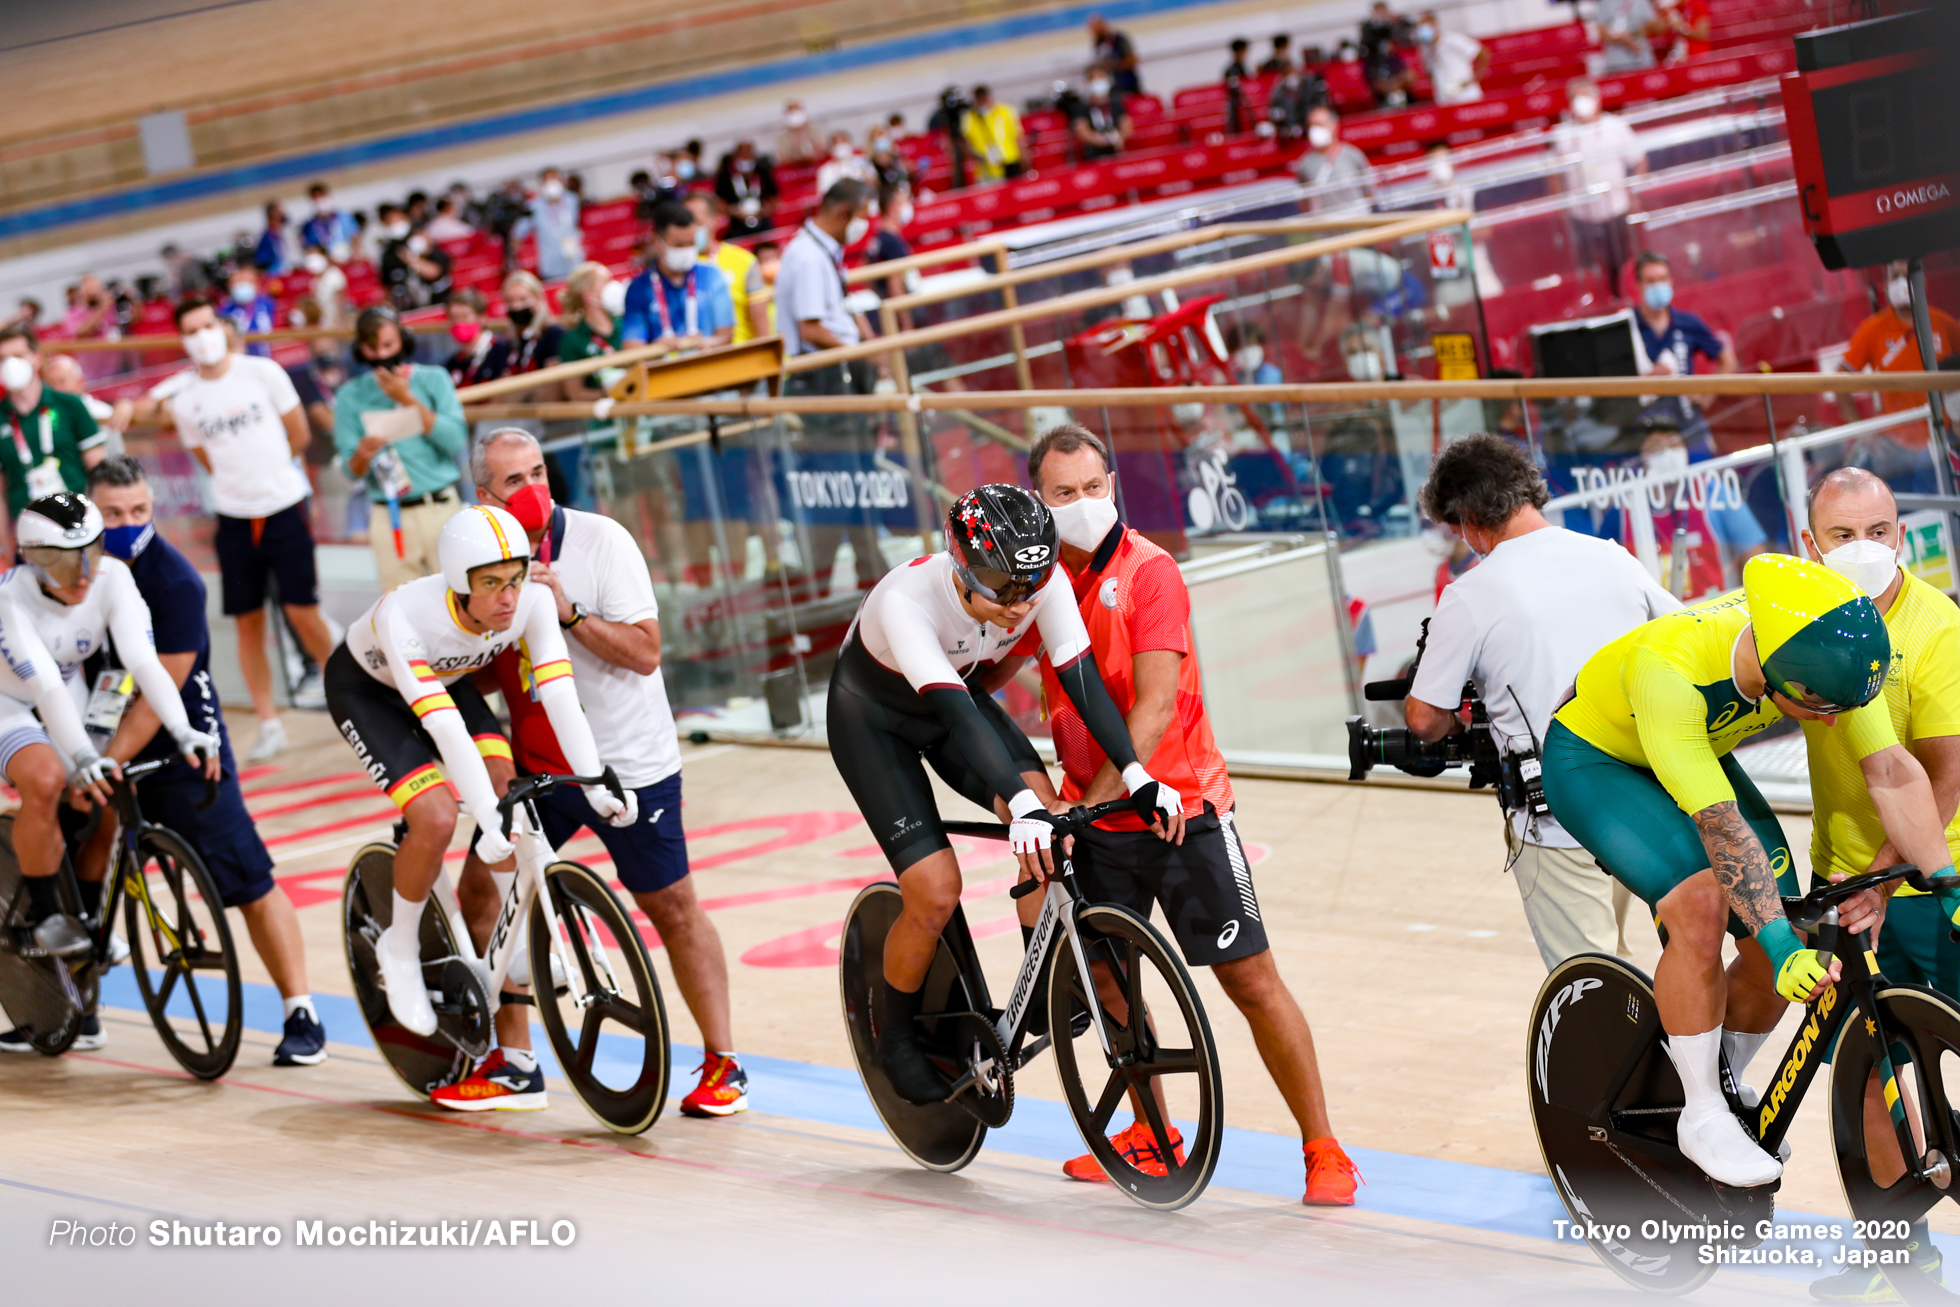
[0,1026,33,1053]
[71,1014,105,1051]
[274,1008,328,1066]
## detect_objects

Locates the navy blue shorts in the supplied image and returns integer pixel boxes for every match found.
[215,501,320,616]
[137,746,277,909]
[535,772,688,894]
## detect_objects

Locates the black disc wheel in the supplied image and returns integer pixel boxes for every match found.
[1831,984,1960,1304]
[530,861,669,1135]
[1529,953,1730,1296]
[0,816,88,1056]
[124,827,242,1079]
[839,883,987,1172]
[1048,903,1222,1211]
[340,843,474,1099]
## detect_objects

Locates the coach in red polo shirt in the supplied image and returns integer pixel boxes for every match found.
[985,422,1359,1207]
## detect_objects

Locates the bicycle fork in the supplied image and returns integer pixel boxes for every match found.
[999,869,1119,1063]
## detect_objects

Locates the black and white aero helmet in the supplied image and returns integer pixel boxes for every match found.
[946,483,1057,604]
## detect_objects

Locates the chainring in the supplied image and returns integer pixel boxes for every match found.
[437,957,493,1061]
[948,1011,1014,1128]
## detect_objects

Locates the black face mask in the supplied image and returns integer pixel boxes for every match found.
[507,306,536,330]
[363,345,412,370]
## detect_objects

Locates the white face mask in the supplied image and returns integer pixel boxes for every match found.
[385,220,411,240]
[229,281,257,303]
[844,216,870,245]
[1571,94,1600,120]
[1308,124,1336,148]
[832,143,852,160]
[1429,156,1455,185]
[1088,79,1112,98]
[1819,537,1900,598]
[599,279,628,317]
[0,355,35,392]
[302,251,329,274]
[1642,446,1689,478]
[893,202,914,227]
[406,235,429,254]
[183,325,229,367]
[1050,491,1119,552]
[1234,345,1264,373]
[1889,276,1913,309]
[662,245,698,274]
[1346,349,1385,382]
[785,109,807,129]
[541,179,564,200]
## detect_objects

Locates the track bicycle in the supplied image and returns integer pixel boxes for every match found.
[840,798,1223,1211]
[1531,864,1960,1301]
[340,768,671,1134]
[0,758,242,1078]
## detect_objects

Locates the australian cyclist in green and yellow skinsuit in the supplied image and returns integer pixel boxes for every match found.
[1543,553,1955,1191]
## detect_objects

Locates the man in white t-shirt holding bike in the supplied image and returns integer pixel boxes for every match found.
[472,428,747,1119]
[167,299,336,763]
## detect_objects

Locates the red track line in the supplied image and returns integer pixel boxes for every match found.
[242,770,369,800]
[65,1051,1365,1279]
[262,808,402,848]
[248,785,393,821]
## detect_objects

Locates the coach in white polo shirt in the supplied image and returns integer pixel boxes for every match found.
[168,298,337,763]
[1403,433,1680,969]
[473,427,749,1118]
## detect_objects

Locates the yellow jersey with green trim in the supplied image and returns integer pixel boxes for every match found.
[1555,588,1898,814]
[1805,571,1960,891]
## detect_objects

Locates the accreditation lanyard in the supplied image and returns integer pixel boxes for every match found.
[8,405,52,469]
[651,266,699,341]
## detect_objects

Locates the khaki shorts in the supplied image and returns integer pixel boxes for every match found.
[1512,842,1635,972]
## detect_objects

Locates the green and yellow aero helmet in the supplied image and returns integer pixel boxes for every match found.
[1742,553,1890,713]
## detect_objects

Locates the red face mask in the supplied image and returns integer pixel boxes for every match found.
[450,320,482,345]
[504,481,552,533]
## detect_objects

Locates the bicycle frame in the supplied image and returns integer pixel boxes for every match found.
[424,800,568,1019]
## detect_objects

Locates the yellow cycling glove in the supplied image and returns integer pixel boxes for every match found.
[1759,920,1832,1002]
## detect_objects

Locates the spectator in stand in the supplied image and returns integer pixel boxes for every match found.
[868,183,917,324]
[684,192,763,345]
[1224,37,1252,81]
[334,306,467,590]
[522,167,584,282]
[1071,67,1131,161]
[778,100,822,164]
[1266,66,1328,140]
[622,202,735,357]
[817,131,877,195]
[300,182,357,263]
[676,139,706,187]
[557,262,624,394]
[1297,107,1375,213]
[1550,78,1646,300]
[10,299,41,331]
[964,85,1027,182]
[59,275,122,382]
[378,204,453,309]
[0,326,107,519]
[634,163,684,222]
[1225,322,1283,385]
[255,201,292,275]
[299,242,348,327]
[867,127,913,192]
[425,196,475,243]
[404,191,432,231]
[167,298,336,761]
[1224,39,1254,134]
[1598,0,1661,71]
[715,141,778,238]
[777,180,874,367]
[500,270,564,379]
[1415,10,1487,105]
[1088,14,1141,95]
[349,209,380,266]
[1631,250,1736,447]
[1838,260,1960,493]
[219,264,276,358]
[1359,2,1415,107]
[752,240,782,336]
[444,288,512,389]
[1259,34,1295,75]
[40,355,123,453]
[1659,0,1712,62]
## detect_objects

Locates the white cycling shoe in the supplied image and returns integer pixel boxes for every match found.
[375,925,438,1036]
[1734,1084,1793,1163]
[1677,1106,1783,1188]
[507,948,567,991]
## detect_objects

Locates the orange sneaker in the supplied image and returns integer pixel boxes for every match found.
[430,1049,547,1112]
[1062,1120,1186,1182]
[680,1052,749,1118]
[1302,1137,1362,1206]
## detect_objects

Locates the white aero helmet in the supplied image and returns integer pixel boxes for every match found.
[18,493,106,587]
[438,504,530,593]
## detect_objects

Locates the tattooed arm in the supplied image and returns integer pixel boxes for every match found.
[1690,800,1785,932]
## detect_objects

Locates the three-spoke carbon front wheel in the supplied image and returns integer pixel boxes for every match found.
[531,861,669,1135]
[125,827,242,1080]
[1048,903,1222,1210]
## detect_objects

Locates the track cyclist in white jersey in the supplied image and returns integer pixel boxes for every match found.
[826,484,1182,1104]
[325,504,634,1055]
[0,494,218,962]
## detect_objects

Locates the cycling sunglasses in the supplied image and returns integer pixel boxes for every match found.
[22,540,104,587]
[955,561,1050,606]
[1771,680,1862,717]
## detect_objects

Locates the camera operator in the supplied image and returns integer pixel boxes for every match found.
[1404,433,1679,968]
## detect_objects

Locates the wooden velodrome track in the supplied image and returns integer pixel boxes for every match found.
[0,712,1937,1302]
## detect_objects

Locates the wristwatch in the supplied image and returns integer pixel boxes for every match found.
[561,602,587,630]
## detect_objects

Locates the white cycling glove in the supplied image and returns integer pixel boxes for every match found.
[584,784,639,829]
[167,723,221,766]
[1007,789,1056,858]
[71,748,119,791]
[1122,763,1182,827]
[472,814,516,866]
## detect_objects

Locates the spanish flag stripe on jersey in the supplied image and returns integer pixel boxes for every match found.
[387,764,446,809]
[406,659,439,682]
[474,734,513,761]
[410,693,458,719]
[532,659,573,685]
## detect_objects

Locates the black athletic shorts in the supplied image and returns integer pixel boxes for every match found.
[215,501,320,615]
[825,636,1043,872]
[1073,803,1269,967]
[324,644,505,810]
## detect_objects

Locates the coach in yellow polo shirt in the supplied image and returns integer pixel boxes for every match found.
[685,193,762,344]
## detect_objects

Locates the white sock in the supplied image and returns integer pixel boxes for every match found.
[1722,1027,1772,1083]
[387,892,425,955]
[282,994,316,1021]
[503,1047,537,1073]
[1664,1027,1729,1122]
